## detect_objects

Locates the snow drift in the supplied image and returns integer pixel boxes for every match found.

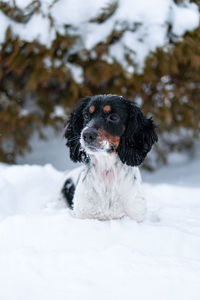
[0,162,200,300]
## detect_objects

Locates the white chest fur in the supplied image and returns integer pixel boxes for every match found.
[72,153,146,221]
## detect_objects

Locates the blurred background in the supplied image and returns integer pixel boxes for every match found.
[0,0,200,172]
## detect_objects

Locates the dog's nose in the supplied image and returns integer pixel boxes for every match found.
[83,128,98,143]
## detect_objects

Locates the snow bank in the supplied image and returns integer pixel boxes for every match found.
[0,163,63,216]
[0,0,199,70]
[0,162,200,299]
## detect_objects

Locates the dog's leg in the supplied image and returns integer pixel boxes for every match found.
[124,168,146,222]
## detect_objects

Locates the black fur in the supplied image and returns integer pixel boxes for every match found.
[64,95,158,166]
[64,97,90,163]
[61,178,75,208]
[117,99,158,166]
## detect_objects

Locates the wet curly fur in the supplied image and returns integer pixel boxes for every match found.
[62,95,157,221]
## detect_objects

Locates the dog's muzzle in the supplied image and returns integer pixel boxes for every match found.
[82,128,98,144]
[81,127,110,153]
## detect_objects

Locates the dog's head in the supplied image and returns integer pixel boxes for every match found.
[64,95,158,166]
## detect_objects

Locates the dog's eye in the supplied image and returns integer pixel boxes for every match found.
[107,113,120,123]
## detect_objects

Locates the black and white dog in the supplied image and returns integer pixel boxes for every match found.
[61,95,157,221]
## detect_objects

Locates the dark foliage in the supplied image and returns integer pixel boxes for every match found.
[0,0,200,167]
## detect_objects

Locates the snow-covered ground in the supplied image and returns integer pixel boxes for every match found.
[1,131,200,300]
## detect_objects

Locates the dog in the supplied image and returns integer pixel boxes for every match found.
[61,94,157,221]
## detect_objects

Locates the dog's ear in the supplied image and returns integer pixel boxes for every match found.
[64,97,90,163]
[118,100,158,166]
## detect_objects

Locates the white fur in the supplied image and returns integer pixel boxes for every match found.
[62,153,146,222]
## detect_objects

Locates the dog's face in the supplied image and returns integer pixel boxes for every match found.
[80,96,128,154]
[65,95,158,166]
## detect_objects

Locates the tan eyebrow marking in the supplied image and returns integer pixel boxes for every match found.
[89,105,95,113]
[103,105,111,113]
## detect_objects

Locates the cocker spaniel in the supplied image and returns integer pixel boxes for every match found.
[61,94,157,221]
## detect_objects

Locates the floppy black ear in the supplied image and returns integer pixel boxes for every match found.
[64,97,90,163]
[118,100,158,166]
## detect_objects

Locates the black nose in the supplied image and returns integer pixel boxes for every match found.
[83,128,98,144]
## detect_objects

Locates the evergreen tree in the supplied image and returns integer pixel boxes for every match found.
[0,0,199,167]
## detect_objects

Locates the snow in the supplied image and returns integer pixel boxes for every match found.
[1,134,200,299]
[172,2,199,36]
[16,127,78,171]
[0,164,62,216]
[0,0,199,71]
[143,143,200,187]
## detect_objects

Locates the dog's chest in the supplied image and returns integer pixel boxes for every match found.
[74,155,136,219]
[91,155,124,191]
